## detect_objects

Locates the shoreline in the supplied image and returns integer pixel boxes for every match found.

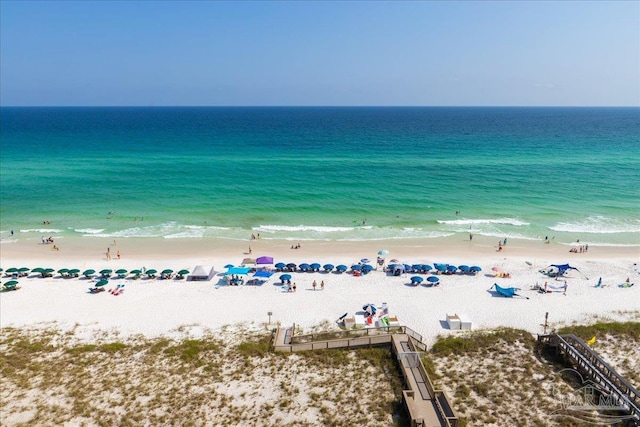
[2,234,638,267]
[1,235,639,345]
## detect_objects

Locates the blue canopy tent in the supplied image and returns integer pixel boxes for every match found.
[275,262,286,271]
[225,266,251,275]
[491,283,528,299]
[254,270,273,278]
[548,264,583,278]
[391,264,405,276]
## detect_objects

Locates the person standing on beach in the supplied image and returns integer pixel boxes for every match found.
[469,233,473,241]
[312,280,317,291]
[563,281,568,295]
[293,282,297,292]
[117,250,121,259]
[320,280,325,290]
[106,247,111,261]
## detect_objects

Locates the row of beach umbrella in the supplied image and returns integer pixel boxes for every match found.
[2,267,190,280]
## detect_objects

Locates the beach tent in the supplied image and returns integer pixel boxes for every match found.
[491,283,527,299]
[226,266,251,275]
[547,264,580,277]
[187,265,215,281]
[391,264,405,276]
[256,256,273,265]
[253,270,273,278]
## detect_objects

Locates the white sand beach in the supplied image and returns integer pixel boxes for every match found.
[2,235,638,342]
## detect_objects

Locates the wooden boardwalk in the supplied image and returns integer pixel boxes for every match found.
[539,333,640,424]
[273,325,458,427]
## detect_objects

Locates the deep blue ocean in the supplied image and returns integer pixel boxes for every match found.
[1,107,638,246]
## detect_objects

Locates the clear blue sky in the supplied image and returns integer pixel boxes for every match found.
[1,1,638,106]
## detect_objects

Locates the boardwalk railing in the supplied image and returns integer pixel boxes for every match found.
[273,325,457,427]
[539,333,640,422]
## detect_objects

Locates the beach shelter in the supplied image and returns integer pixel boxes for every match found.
[275,262,286,271]
[410,276,423,285]
[256,256,273,265]
[391,264,405,276]
[336,265,347,273]
[253,270,273,278]
[548,264,580,277]
[310,263,321,272]
[323,264,334,272]
[226,266,250,275]
[187,265,215,281]
[491,283,527,299]
[427,276,440,285]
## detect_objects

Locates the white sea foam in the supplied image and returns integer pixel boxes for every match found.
[550,216,640,234]
[19,228,63,234]
[437,218,530,226]
[74,228,105,234]
[256,225,356,233]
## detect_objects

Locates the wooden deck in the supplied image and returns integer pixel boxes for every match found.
[273,325,458,427]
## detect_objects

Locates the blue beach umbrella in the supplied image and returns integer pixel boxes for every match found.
[323,264,334,272]
[470,266,482,273]
[411,264,423,272]
[360,258,370,264]
[275,262,286,271]
[447,265,458,273]
[458,265,470,273]
[286,263,297,271]
[410,276,424,284]
[434,263,447,273]
[362,264,374,273]
[310,263,321,271]
[422,264,432,272]
[427,276,440,284]
[224,264,234,269]
[279,274,292,282]
[350,264,362,271]
[299,263,311,272]
[378,249,389,256]
[336,265,347,273]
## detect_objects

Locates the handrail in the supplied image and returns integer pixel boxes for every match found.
[539,333,640,419]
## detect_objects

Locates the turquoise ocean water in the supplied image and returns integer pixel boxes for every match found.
[1,107,638,246]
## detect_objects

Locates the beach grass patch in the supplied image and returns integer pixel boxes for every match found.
[557,321,640,340]
[163,339,219,362]
[431,327,535,356]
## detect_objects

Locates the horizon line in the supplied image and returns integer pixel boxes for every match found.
[1,105,638,108]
